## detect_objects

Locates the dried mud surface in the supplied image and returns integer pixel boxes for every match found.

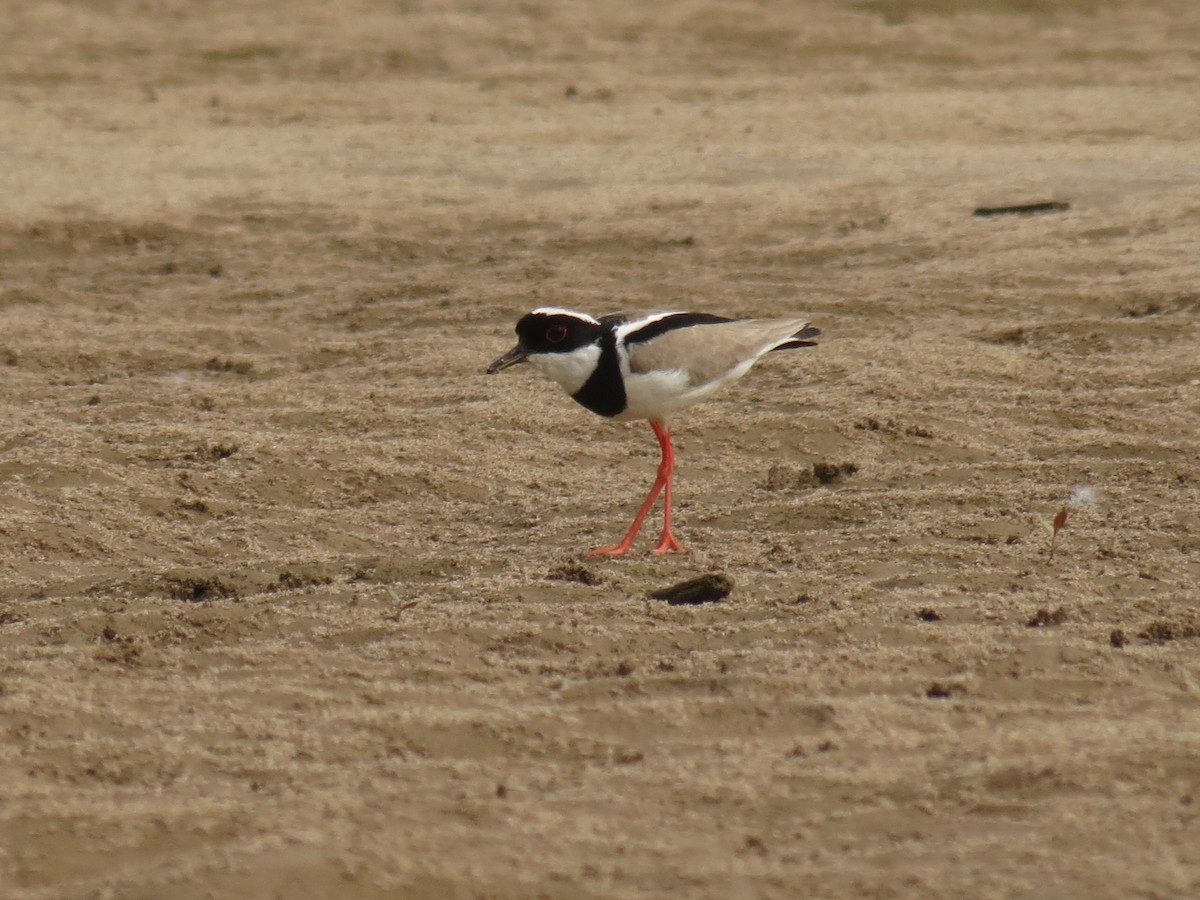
[2,2,1199,898]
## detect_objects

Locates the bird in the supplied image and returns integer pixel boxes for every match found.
[487,307,820,557]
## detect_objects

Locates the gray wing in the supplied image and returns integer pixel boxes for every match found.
[626,317,817,387]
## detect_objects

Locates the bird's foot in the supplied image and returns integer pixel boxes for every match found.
[584,542,635,559]
[651,532,687,555]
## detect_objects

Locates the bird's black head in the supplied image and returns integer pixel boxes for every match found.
[487,308,603,374]
[514,309,603,355]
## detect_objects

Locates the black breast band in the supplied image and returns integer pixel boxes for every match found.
[572,328,626,418]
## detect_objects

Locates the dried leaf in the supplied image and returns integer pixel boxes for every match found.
[1048,506,1069,562]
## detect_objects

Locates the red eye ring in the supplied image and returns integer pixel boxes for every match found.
[546,325,568,343]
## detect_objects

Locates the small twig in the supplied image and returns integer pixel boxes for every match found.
[973,201,1070,217]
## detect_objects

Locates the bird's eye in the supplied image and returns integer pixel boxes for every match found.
[546,325,568,343]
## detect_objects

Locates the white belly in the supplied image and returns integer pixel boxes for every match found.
[617,360,755,421]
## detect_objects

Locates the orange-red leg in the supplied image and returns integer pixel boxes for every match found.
[651,423,685,554]
[586,421,687,558]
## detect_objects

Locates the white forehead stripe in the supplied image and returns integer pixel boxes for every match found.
[531,306,599,324]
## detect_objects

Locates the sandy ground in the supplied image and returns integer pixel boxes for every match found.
[2,1,1199,897]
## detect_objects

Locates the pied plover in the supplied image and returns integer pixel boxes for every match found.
[487,307,820,556]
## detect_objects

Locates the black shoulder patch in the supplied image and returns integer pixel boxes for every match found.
[572,328,626,418]
[622,312,735,346]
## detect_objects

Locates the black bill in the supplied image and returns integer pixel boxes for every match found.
[486,344,528,374]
